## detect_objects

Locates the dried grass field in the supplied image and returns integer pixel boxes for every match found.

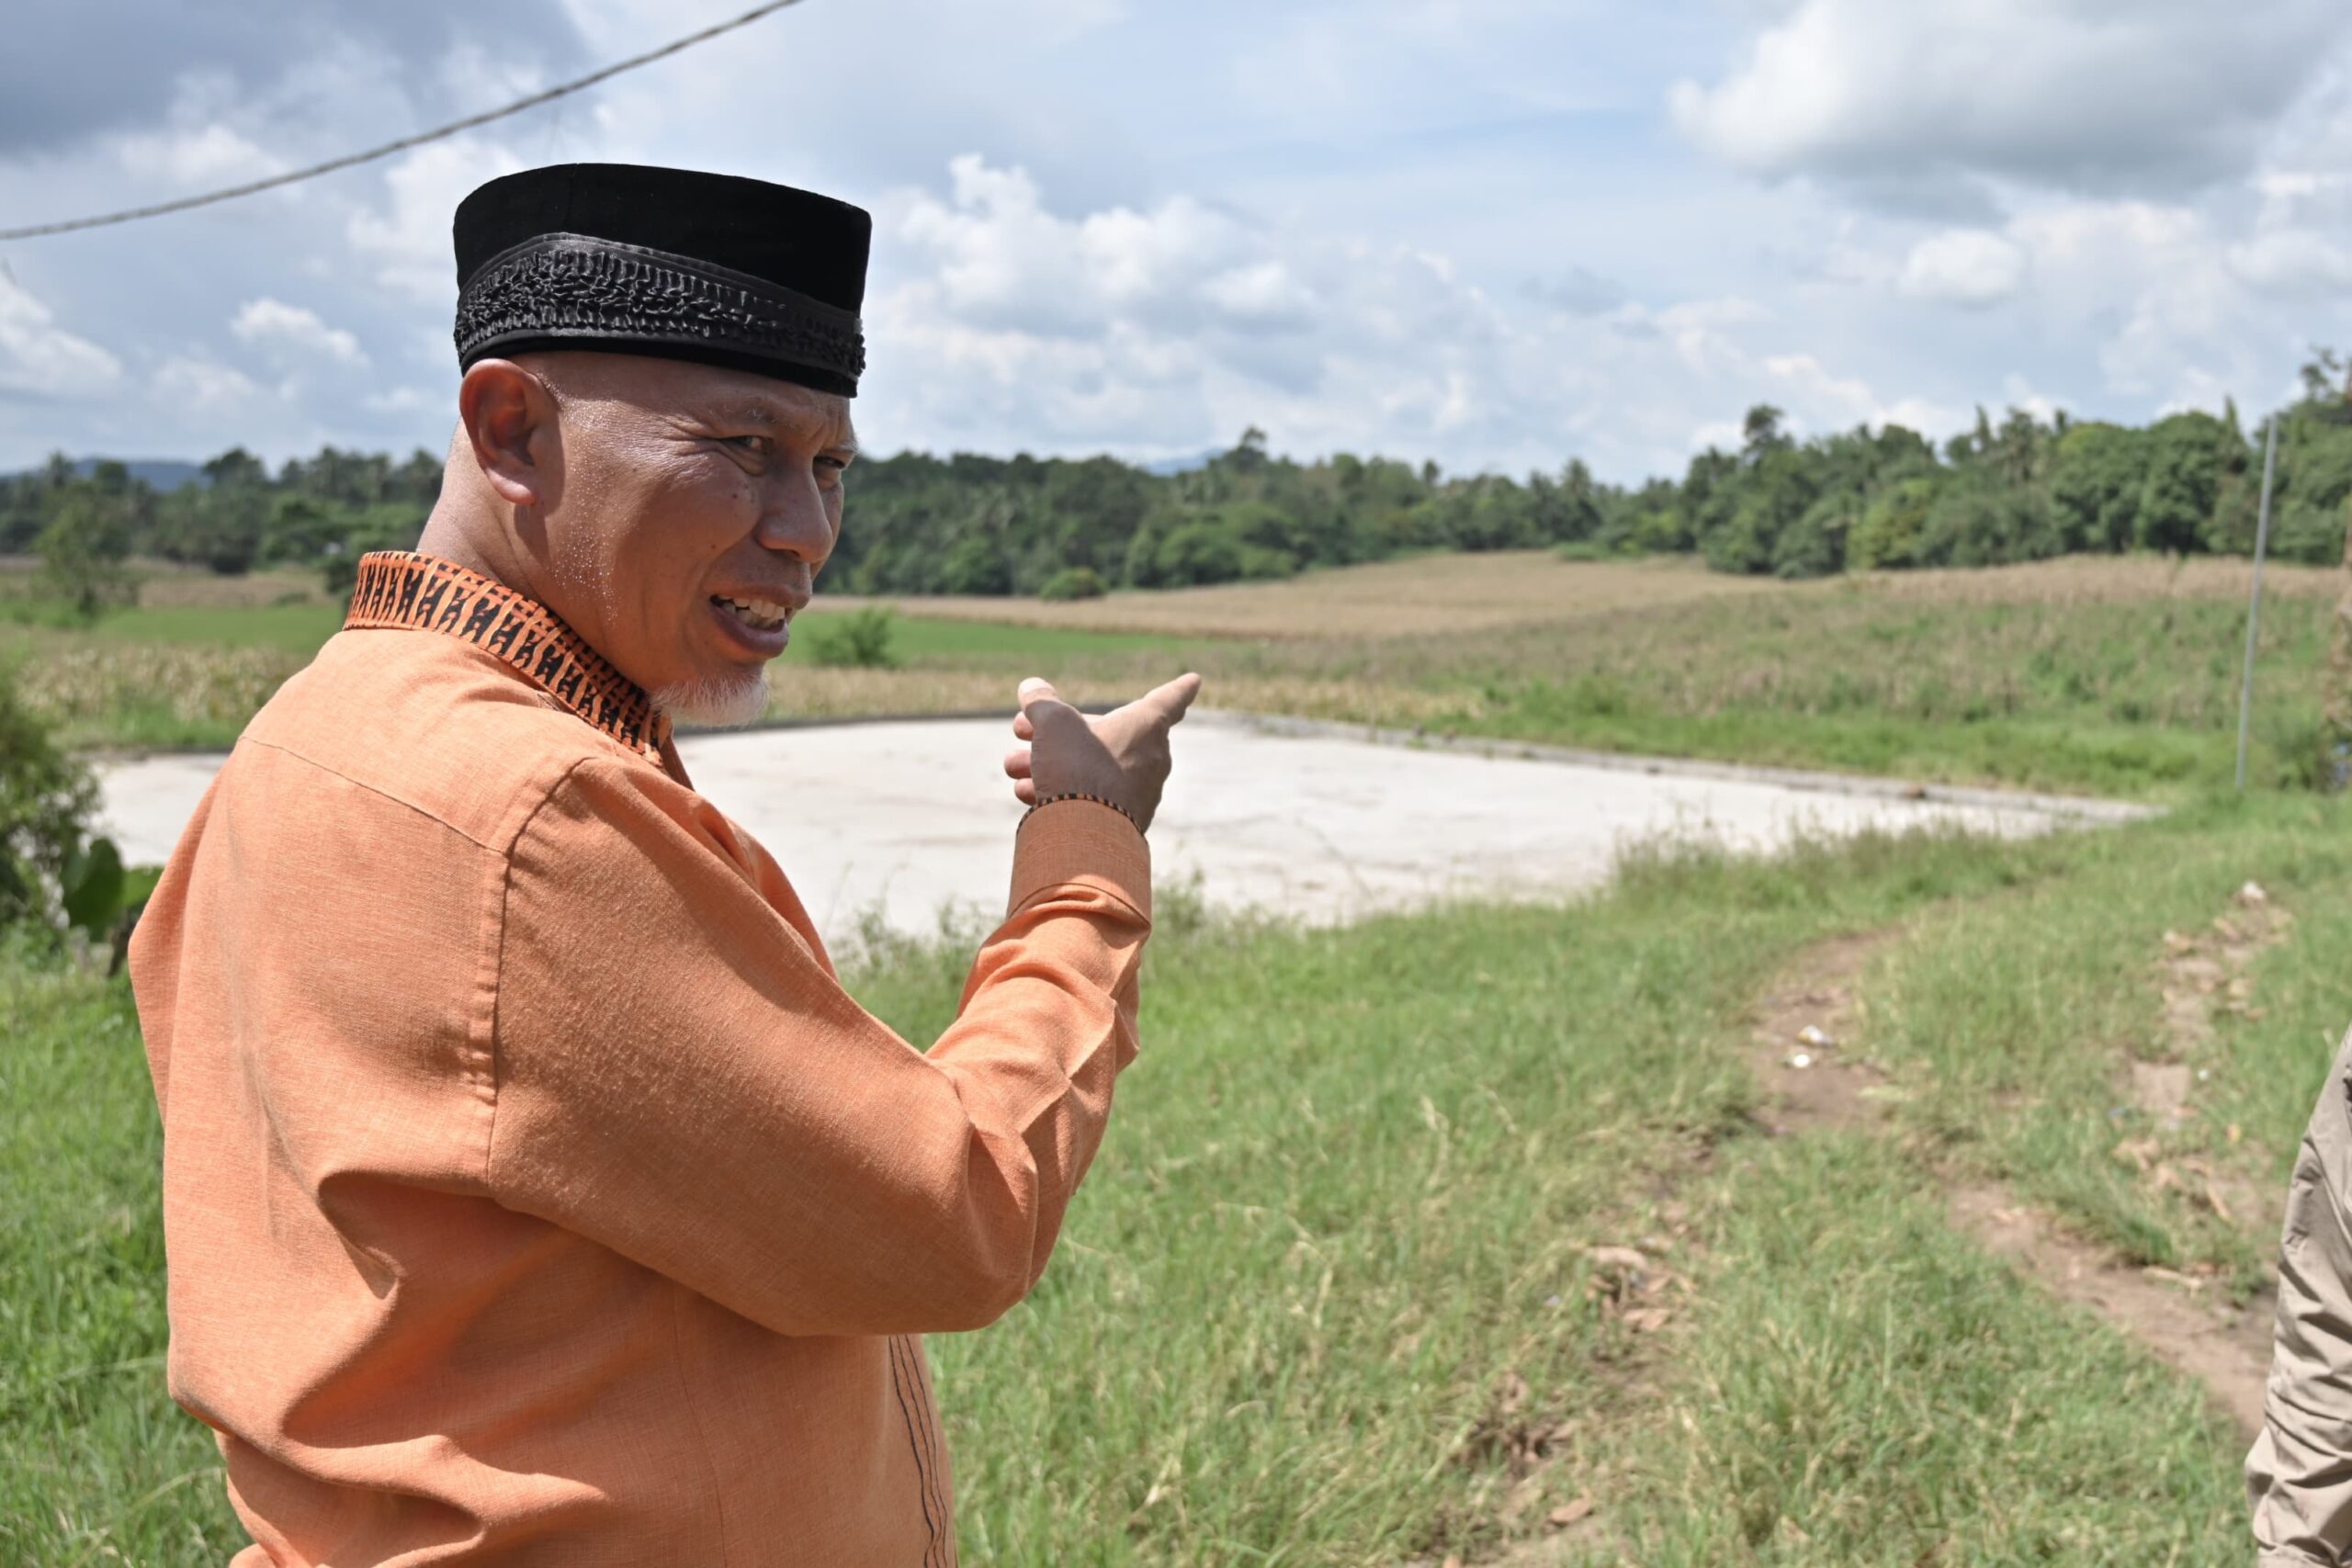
[826,550,1785,639]
[5,550,2336,798]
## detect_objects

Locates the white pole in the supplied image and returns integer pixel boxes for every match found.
[2236,415,2281,790]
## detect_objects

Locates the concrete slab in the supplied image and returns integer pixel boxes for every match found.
[93,712,2119,948]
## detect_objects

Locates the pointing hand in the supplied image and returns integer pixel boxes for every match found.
[1000,672,1203,832]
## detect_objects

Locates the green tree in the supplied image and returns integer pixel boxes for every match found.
[2135,412,2229,553]
[2046,423,2144,553]
[35,483,139,622]
[1848,474,1942,570]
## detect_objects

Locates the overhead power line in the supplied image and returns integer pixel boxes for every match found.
[0,0,809,243]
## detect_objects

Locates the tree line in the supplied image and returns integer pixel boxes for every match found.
[9,355,2352,615]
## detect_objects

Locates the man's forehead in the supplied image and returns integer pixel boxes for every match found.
[521,348,856,446]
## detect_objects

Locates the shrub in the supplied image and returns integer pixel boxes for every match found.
[0,660,101,936]
[804,606,900,669]
[1037,566,1107,601]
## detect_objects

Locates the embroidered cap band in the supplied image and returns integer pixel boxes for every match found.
[456,233,865,395]
[451,164,872,397]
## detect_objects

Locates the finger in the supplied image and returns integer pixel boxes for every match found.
[1143,671,1204,724]
[1002,747,1033,780]
[1013,777,1037,805]
[1012,711,1035,741]
[1017,676,1062,716]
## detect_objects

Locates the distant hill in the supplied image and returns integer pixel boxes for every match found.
[6,457,208,491]
[1142,450,1217,477]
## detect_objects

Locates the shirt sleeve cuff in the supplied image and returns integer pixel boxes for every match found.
[1009,798,1151,923]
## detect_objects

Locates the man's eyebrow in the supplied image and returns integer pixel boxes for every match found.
[706,400,856,452]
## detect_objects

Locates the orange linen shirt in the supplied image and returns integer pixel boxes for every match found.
[126,551,1152,1566]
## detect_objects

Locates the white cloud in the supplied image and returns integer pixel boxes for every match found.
[1898,229,2027,307]
[154,355,260,415]
[2227,230,2352,294]
[865,156,1993,479]
[346,138,524,301]
[1670,0,2352,198]
[363,385,444,416]
[2224,168,2352,294]
[115,119,278,186]
[2010,198,2200,269]
[0,268,122,398]
[231,298,366,366]
[1984,199,2270,407]
[874,156,1538,459]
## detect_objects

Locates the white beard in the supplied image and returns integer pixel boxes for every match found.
[651,668,772,728]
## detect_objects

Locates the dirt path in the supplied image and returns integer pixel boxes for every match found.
[1745,930,1902,1137]
[1948,1186,2271,1437]
[1742,903,2285,1442]
[1423,897,2293,1564]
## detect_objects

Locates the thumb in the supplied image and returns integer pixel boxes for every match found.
[1017,676,1063,716]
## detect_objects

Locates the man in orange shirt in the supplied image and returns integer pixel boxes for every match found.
[128,162,1197,1565]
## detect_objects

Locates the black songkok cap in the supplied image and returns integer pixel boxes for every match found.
[451,163,871,397]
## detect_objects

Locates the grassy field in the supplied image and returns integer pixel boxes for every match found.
[3,551,2340,797]
[13,797,2346,1562]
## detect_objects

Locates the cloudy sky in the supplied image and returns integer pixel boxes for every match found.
[6,0,2352,482]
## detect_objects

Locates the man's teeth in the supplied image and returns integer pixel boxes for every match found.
[715,595,788,631]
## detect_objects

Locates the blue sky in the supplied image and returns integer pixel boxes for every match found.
[5,0,2352,482]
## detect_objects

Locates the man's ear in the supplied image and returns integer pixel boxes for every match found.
[457,359,559,508]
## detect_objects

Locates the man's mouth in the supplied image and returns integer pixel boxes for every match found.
[710,594,791,634]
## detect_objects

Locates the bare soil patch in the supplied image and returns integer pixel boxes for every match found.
[2114,881,2295,1234]
[1745,929,1901,1137]
[1947,1185,2273,1439]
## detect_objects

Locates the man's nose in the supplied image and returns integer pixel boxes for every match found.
[752,470,835,564]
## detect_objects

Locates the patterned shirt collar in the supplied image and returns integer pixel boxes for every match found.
[343,551,669,756]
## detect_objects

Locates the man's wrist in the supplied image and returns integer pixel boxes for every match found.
[1023,790,1144,837]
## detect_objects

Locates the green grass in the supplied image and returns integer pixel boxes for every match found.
[1623,1134,2245,1563]
[56,601,1197,666]
[8,805,2327,1562]
[782,611,1199,666]
[1225,588,2335,801]
[81,604,345,656]
[0,945,244,1561]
